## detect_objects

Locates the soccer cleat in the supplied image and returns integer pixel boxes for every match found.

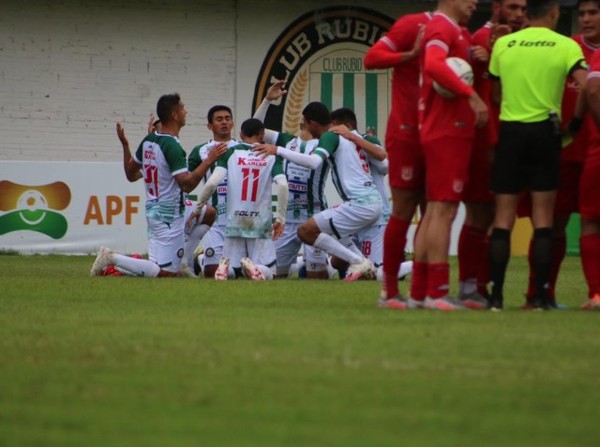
[241,257,265,281]
[378,296,409,310]
[407,297,425,309]
[178,261,197,278]
[90,246,114,277]
[101,265,122,277]
[214,257,230,280]
[458,291,489,310]
[398,260,414,280]
[344,258,376,282]
[424,296,467,311]
[487,295,504,311]
[581,293,600,311]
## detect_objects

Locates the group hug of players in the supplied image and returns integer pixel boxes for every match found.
[91,0,600,312]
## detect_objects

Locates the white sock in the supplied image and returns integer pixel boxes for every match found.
[398,261,413,279]
[313,233,363,264]
[257,264,274,280]
[112,253,160,277]
[185,224,210,267]
[339,237,363,257]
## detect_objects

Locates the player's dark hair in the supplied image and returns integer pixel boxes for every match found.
[240,118,264,138]
[207,105,233,123]
[330,108,358,130]
[527,0,559,20]
[302,102,331,126]
[156,93,181,124]
[578,0,600,8]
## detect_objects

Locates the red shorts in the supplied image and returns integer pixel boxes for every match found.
[462,140,494,203]
[422,136,473,202]
[386,130,424,190]
[580,146,600,220]
[554,160,583,216]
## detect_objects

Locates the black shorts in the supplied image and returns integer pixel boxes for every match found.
[491,120,561,194]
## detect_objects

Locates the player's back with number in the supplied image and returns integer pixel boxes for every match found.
[135,132,187,222]
[219,144,283,238]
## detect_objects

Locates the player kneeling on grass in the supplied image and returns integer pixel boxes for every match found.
[188,118,288,280]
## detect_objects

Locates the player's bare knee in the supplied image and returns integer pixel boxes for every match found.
[297,221,319,245]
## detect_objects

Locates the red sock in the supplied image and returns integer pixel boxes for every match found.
[382,215,410,298]
[477,235,490,296]
[526,239,535,301]
[581,234,600,297]
[458,225,481,282]
[548,235,566,300]
[410,261,428,301]
[427,262,450,299]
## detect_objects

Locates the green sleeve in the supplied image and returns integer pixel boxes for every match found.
[364,134,382,146]
[188,145,202,171]
[216,148,234,169]
[162,139,187,173]
[566,39,586,73]
[316,131,340,159]
[275,132,297,147]
[271,156,284,178]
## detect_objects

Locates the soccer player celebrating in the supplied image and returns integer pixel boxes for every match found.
[254,81,330,279]
[254,102,382,281]
[188,105,238,278]
[92,93,221,278]
[410,0,488,311]
[458,0,526,309]
[364,10,432,308]
[488,0,587,310]
[189,118,288,280]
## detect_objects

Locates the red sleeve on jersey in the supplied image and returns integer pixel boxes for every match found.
[364,41,404,69]
[424,45,474,97]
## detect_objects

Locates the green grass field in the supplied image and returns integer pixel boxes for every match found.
[1,255,599,447]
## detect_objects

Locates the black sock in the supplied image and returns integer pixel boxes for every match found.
[489,228,511,302]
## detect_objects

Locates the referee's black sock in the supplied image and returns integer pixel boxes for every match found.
[489,228,511,305]
[532,228,553,309]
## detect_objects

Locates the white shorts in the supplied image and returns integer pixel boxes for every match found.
[202,225,226,266]
[355,222,385,267]
[313,201,382,239]
[147,215,184,272]
[224,237,277,271]
[275,223,328,275]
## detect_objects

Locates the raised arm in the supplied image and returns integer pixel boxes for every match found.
[116,122,143,182]
[253,143,324,170]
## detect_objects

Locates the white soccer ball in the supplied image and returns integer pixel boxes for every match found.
[433,57,474,99]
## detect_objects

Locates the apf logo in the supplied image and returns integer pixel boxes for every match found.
[0,180,71,239]
[253,6,394,137]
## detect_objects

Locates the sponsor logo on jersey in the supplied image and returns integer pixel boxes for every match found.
[237,158,268,167]
[289,181,308,193]
[234,210,261,217]
[507,39,556,48]
[0,180,71,239]
[253,6,393,137]
[217,185,228,195]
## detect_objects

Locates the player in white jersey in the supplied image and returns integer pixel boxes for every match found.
[254,101,382,281]
[188,105,238,278]
[91,93,220,278]
[189,118,288,280]
[254,81,331,278]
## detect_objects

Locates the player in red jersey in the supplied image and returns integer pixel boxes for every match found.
[580,23,600,310]
[458,0,526,309]
[410,0,488,311]
[521,0,600,308]
[364,11,433,309]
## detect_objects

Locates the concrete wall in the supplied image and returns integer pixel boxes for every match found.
[0,0,425,162]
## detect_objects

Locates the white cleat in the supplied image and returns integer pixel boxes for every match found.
[241,257,265,281]
[214,257,231,280]
[90,246,114,277]
[344,258,376,282]
[398,260,414,279]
